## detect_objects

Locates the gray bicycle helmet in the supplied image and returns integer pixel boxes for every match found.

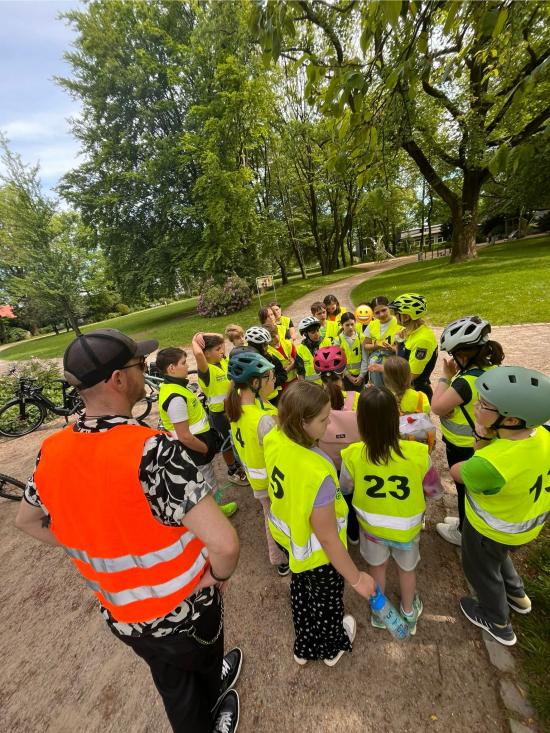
[476,366,550,428]
[440,316,491,353]
[298,315,321,335]
[245,326,271,345]
[228,350,273,383]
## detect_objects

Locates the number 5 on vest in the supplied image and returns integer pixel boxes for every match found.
[271,466,285,499]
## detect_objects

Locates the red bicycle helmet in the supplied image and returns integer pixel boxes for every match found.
[314,346,347,374]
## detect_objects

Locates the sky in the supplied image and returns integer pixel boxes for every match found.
[0,0,83,195]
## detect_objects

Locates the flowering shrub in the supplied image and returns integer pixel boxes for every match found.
[197,275,252,317]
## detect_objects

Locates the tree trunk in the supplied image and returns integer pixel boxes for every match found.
[65,310,82,336]
[277,259,289,285]
[450,171,483,263]
[340,240,347,268]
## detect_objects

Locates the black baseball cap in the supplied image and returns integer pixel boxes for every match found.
[63,328,158,388]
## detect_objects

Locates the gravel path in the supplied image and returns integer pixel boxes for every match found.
[1,256,548,733]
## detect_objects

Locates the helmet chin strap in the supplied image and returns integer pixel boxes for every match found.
[455,346,482,373]
[491,414,526,433]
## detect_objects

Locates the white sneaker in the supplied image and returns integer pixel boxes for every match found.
[324,615,356,667]
[443,516,460,528]
[293,654,307,666]
[343,614,357,643]
[436,522,462,546]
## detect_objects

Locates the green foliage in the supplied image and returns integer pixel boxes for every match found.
[197,275,252,317]
[351,237,550,325]
[255,0,550,262]
[0,359,63,407]
[0,266,358,361]
[515,526,550,725]
[5,327,29,343]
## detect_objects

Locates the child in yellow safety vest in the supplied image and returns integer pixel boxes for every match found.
[324,294,347,323]
[338,311,364,392]
[294,316,323,385]
[264,381,376,666]
[192,331,248,486]
[361,295,400,388]
[269,300,297,342]
[432,316,505,548]
[225,348,290,577]
[450,366,550,647]
[156,347,238,517]
[340,387,442,635]
[311,301,340,345]
[383,356,430,415]
[264,323,297,389]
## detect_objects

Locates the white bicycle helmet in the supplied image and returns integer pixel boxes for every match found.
[245,326,271,345]
[440,316,491,353]
[298,315,321,335]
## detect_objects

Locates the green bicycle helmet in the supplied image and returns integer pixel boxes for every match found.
[389,293,427,319]
[476,366,550,428]
[228,349,273,384]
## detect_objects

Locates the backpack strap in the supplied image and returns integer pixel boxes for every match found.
[457,367,484,431]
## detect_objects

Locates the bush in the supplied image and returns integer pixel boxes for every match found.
[536,211,550,233]
[7,327,30,342]
[115,303,131,315]
[197,275,252,317]
[0,359,63,409]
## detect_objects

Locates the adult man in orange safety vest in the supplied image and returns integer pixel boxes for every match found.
[15,328,241,733]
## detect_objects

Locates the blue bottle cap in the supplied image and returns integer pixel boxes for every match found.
[369,586,385,611]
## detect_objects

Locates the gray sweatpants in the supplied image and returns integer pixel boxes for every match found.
[461,516,525,625]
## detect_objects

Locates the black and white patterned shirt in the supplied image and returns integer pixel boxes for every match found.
[25,414,216,638]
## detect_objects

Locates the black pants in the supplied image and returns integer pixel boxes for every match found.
[291,564,351,660]
[443,438,475,531]
[112,595,224,733]
[461,517,525,625]
[344,493,359,542]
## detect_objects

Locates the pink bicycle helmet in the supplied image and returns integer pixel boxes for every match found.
[314,345,347,375]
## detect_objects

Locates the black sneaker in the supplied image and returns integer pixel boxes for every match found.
[212,689,239,733]
[213,647,242,710]
[459,597,517,646]
[277,563,290,577]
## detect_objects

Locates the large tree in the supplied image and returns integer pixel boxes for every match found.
[255,0,550,262]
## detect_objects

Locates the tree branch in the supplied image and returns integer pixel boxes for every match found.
[421,77,465,127]
[401,138,459,214]
[507,104,550,148]
[297,1,344,64]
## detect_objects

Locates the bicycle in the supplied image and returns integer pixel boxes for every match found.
[0,376,84,438]
[0,473,25,501]
[133,366,204,425]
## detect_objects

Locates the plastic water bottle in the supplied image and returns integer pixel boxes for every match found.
[369,586,410,641]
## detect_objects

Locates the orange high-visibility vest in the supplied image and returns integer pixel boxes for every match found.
[35,424,208,623]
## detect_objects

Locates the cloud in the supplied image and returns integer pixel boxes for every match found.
[2,109,76,143]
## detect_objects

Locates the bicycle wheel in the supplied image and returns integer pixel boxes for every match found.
[133,383,157,423]
[0,473,25,501]
[0,398,47,438]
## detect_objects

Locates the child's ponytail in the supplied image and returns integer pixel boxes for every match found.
[225,383,243,422]
[382,356,411,414]
[320,373,345,410]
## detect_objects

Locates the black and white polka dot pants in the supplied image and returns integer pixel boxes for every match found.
[290,563,351,661]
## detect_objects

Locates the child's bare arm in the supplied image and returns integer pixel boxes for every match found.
[191,333,209,373]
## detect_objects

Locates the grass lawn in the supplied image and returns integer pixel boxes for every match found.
[515,527,550,726]
[351,237,550,326]
[1,266,359,361]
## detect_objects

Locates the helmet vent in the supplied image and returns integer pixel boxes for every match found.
[508,375,517,383]
[531,377,539,386]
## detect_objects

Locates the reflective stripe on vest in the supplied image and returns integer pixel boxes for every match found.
[466,493,549,536]
[268,511,347,562]
[85,550,207,607]
[34,424,208,623]
[440,417,473,436]
[241,464,268,480]
[207,393,226,406]
[64,531,197,573]
[352,506,424,531]
[190,413,209,434]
